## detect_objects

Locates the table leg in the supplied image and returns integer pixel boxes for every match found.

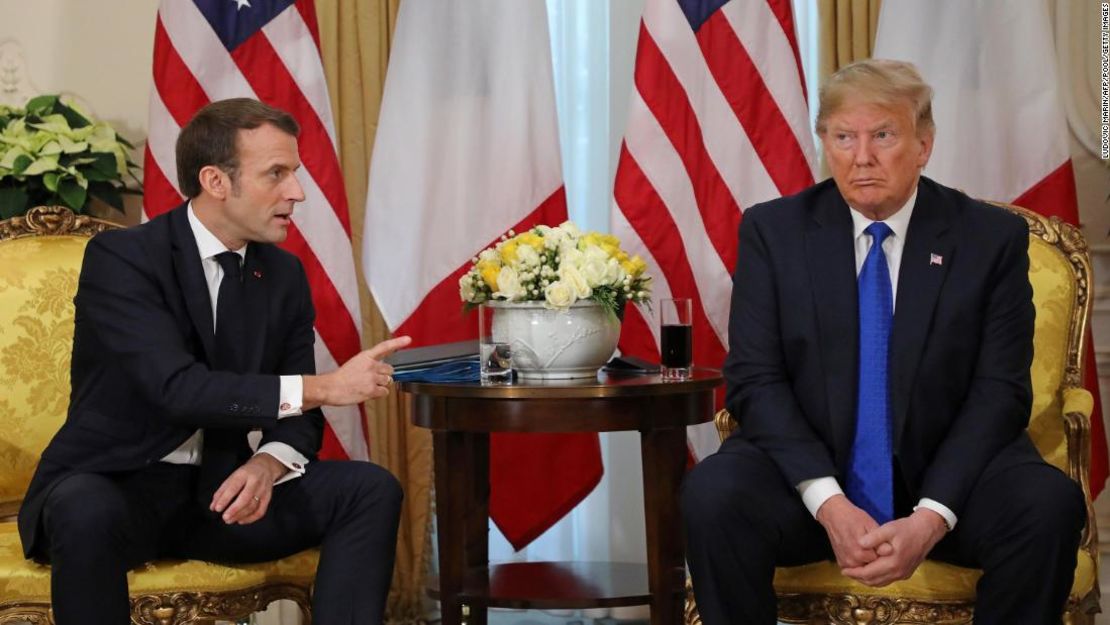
[641,426,688,625]
[434,430,490,625]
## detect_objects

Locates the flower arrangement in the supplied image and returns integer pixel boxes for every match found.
[0,95,140,219]
[458,221,653,316]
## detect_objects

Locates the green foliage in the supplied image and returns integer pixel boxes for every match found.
[0,95,140,216]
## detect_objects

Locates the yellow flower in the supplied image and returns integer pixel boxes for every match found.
[477,260,501,290]
[499,239,519,264]
[518,231,544,250]
[621,254,647,277]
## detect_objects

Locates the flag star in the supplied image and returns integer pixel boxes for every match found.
[231,0,251,10]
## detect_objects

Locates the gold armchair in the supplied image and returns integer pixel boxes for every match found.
[684,203,1100,625]
[0,206,319,625]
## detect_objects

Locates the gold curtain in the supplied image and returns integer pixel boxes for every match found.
[314,2,433,624]
[818,0,882,84]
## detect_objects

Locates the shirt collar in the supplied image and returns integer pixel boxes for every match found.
[848,189,917,243]
[187,202,247,262]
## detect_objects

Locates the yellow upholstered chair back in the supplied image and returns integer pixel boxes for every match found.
[686,202,1099,625]
[0,207,118,516]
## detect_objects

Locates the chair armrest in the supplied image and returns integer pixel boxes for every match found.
[1061,386,1098,554]
[715,409,737,442]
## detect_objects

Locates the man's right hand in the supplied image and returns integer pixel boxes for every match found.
[303,336,412,409]
[815,494,885,568]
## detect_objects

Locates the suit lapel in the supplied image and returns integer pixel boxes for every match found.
[805,190,859,463]
[242,245,269,372]
[169,206,217,364]
[890,181,954,447]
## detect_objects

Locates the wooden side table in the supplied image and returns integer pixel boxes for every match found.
[402,369,722,625]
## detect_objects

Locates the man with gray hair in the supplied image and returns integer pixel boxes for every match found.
[682,59,1085,624]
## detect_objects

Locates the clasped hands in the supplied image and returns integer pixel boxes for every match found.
[816,494,948,587]
[211,335,413,525]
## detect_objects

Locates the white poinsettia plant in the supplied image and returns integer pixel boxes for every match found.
[459,221,653,316]
[0,95,140,218]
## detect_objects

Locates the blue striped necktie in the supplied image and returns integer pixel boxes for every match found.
[846,221,895,523]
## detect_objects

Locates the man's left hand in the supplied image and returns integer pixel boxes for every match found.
[840,508,948,587]
[210,453,287,525]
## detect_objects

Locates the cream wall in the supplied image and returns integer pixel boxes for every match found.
[0,0,158,223]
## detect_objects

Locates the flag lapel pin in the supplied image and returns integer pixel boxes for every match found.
[930,253,943,266]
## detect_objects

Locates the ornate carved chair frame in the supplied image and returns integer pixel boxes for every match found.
[0,206,316,625]
[684,203,1100,625]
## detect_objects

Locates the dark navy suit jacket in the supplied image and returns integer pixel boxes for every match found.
[724,176,1042,518]
[19,203,324,557]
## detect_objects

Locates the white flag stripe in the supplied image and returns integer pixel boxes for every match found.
[364,0,564,330]
[719,0,818,176]
[314,333,368,460]
[290,170,362,324]
[145,91,182,194]
[642,0,780,213]
[261,7,339,147]
[873,0,1070,203]
[158,2,258,102]
[624,93,733,346]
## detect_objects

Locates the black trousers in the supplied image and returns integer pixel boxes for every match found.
[681,435,1086,625]
[36,460,403,625]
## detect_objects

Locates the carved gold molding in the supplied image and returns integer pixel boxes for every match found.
[0,205,120,242]
[0,584,313,625]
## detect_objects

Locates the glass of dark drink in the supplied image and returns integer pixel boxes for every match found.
[660,298,692,381]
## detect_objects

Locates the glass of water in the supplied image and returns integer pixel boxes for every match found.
[478,303,513,384]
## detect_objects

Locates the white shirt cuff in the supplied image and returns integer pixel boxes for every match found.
[278,375,304,418]
[255,442,309,485]
[797,476,843,518]
[914,498,957,531]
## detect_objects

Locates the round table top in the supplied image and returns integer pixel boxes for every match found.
[399,367,722,400]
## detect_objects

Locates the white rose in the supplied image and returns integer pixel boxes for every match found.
[604,257,624,285]
[459,273,479,302]
[479,248,500,263]
[558,220,581,238]
[544,280,577,308]
[559,263,592,299]
[494,266,526,300]
[560,245,584,268]
[579,255,610,288]
[516,243,540,267]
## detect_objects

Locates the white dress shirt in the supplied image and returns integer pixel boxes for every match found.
[795,190,958,531]
[160,205,309,484]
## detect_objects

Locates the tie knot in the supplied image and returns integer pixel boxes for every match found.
[866,222,893,246]
[214,251,242,283]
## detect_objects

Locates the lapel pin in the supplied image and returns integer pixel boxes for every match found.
[930,253,943,266]
[253,270,263,279]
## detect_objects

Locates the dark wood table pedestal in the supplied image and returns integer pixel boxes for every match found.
[403,369,722,625]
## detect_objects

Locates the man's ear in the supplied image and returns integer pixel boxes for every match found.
[197,165,229,200]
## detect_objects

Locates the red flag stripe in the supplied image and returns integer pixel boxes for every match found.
[614,145,729,369]
[142,146,184,217]
[763,0,808,101]
[634,24,741,274]
[152,18,210,127]
[230,33,351,235]
[697,11,815,196]
[1012,161,1081,224]
[395,187,569,346]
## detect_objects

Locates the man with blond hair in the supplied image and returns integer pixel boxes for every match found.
[682,59,1085,624]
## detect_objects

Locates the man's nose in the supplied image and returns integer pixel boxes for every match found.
[852,138,876,166]
[287,173,306,202]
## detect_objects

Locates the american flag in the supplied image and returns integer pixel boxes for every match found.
[612,0,817,460]
[143,0,366,461]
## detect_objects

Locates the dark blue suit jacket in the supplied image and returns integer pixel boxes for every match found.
[724,176,1041,518]
[18,203,324,557]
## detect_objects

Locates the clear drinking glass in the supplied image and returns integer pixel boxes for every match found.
[478,303,513,384]
[660,298,693,381]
